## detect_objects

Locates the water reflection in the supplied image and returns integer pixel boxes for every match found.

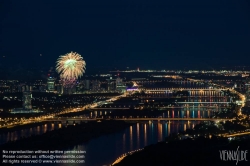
[158,121,162,142]
[137,123,139,149]
[168,122,170,135]
[130,126,133,151]
[144,123,147,145]
[0,123,64,145]
[67,121,199,166]
[4,121,200,166]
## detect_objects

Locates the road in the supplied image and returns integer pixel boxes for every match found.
[93,106,227,109]
[43,117,230,122]
[225,131,250,137]
[0,93,127,129]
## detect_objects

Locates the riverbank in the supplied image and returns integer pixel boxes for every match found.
[111,84,247,165]
[0,122,48,134]
[114,136,250,166]
[113,119,250,166]
[0,120,133,151]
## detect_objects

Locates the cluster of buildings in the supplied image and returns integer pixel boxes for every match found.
[57,77,127,94]
[2,68,250,114]
[0,76,127,95]
[110,69,250,76]
[11,85,41,114]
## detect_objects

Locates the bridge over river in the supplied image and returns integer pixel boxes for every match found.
[144,88,229,97]
[41,117,231,124]
[90,105,228,110]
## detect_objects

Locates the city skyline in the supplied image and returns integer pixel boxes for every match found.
[1,0,250,69]
[1,1,250,166]
[1,64,250,165]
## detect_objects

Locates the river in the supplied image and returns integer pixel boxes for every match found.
[0,94,230,165]
[68,121,199,166]
[1,121,198,166]
[0,123,63,145]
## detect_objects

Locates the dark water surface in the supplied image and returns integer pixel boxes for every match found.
[69,121,198,166]
[2,121,198,166]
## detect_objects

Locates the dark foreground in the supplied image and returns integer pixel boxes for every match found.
[0,120,132,150]
[114,136,250,166]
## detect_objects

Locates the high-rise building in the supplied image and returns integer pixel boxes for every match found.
[116,77,126,93]
[107,79,115,91]
[116,77,122,86]
[75,81,84,94]
[22,85,32,110]
[84,80,90,90]
[56,82,63,94]
[18,84,25,92]
[23,91,32,109]
[12,85,41,114]
[47,77,55,92]
[92,80,100,92]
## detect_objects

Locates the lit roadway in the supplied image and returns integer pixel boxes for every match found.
[176,102,229,104]
[42,117,231,122]
[186,78,246,110]
[224,131,250,137]
[146,88,228,92]
[0,93,127,129]
[89,108,130,110]
[91,106,228,110]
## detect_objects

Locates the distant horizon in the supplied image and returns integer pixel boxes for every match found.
[1,56,250,71]
[1,63,250,71]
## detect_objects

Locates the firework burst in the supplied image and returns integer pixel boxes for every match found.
[56,51,86,87]
[61,78,77,88]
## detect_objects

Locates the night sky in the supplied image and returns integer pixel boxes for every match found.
[0,0,250,71]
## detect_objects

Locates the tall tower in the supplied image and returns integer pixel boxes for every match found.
[57,80,64,94]
[47,77,55,92]
[22,86,32,110]
[107,77,115,92]
[116,77,126,93]
[116,77,122,87]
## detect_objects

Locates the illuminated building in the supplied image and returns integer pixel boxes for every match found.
[11,85,41,114]
[22,86,32,109]
[116,77,122,86]
[47,77,55,92]
[75,80,84,94]
[56,82,63,94]
[108,81,115,91]
[116,77,126,93]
